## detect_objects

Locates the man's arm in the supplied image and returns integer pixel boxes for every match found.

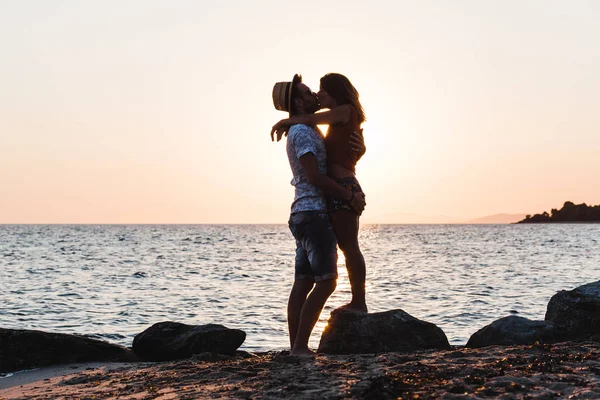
[349,128,366,161]
[298,153,366,214]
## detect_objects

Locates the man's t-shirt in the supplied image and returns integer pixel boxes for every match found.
[286,124,328,213]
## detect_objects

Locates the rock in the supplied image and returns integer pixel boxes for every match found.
[0,328,137,373]
[545,280,600,340]
[132,322,246,361]
[317,309,451,355]
[466,316,556,348]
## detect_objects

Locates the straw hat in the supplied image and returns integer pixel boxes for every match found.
[272,79,294,116]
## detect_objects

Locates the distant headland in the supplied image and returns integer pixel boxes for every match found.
[518,201,600,223]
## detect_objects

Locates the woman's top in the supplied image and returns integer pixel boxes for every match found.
[324,105,360,173]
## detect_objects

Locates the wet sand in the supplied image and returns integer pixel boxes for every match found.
[1,341,599,399]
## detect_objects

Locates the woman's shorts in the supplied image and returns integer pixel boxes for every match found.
[328,176,364,214]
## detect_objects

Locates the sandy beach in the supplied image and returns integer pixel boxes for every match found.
[2,341,599,399]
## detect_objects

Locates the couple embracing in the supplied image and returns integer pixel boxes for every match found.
[271,73,368,355]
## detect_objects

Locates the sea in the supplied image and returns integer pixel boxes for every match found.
[1,224,599,352]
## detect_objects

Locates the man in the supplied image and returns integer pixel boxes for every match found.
[272,74,366,355]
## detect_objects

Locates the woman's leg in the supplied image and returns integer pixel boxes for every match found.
[331,209,367,312]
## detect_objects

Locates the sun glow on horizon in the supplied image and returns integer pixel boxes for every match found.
[1,1,599,224]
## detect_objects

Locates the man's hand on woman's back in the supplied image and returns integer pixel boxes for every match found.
[350,129,366,161]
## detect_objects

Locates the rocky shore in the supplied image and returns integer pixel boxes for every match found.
[2,341,600,399]
[2,280,600,398]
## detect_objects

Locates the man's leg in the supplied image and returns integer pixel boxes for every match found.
[291,278,337,355]
[286,230,316,350]
[287,279,313,349]
[291,212,338,355]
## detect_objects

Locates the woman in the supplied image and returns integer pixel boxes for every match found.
[272,73,368,313]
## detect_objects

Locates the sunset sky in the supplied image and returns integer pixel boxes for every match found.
[1,1,599,224]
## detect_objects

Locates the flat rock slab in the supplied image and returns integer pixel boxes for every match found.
[132,322,246,361]
[466,316,557,348]
[545,280,600,340]
[318,309,451,354]
[0,328,137,373]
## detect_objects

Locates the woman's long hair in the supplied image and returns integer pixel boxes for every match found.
[320,73,366,124]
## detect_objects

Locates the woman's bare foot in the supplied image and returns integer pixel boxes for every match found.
[290,347,316,356]
[332,302,368,314]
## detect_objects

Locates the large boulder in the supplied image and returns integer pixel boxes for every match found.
[0,328,137,373]
[132,322,246,361]
[545,280,600,340]
[318,309,451,355]
[466,316,557,348]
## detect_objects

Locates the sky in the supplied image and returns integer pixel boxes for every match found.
[1,0,599,223]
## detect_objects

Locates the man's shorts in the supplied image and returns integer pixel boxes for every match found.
[288,211,338,282]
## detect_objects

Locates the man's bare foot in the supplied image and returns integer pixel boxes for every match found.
[332,303,368,314]
[290,347,316,356]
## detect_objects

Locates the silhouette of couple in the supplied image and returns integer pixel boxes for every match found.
[271,73,368,355]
